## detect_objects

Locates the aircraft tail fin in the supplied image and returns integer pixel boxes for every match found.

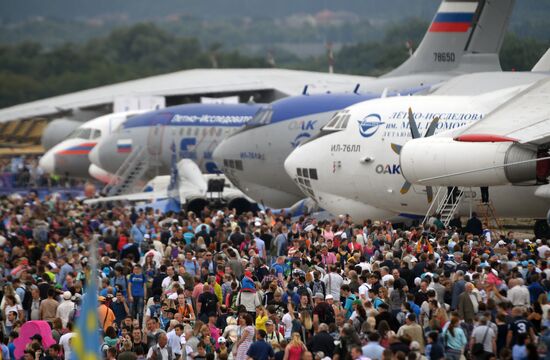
[384,0,514,77]
[167,141,181,203]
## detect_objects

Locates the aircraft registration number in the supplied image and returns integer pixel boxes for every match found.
[433,52,455,62]
[330,144,361,152]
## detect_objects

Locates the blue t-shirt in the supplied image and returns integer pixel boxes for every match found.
[246,340,274,360]
[129,273,146,297]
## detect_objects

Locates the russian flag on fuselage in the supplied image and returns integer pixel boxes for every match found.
[117,139,132,153]
[429,0,478,33]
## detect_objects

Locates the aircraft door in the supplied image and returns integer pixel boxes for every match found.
[147,113,171,158]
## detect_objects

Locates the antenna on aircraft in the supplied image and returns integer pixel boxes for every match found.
[326,42,334,74]
[353,84,360,94]
[405,40,413,57]
[381,88,389,98]
[302,85,309,95]
[247,96,255,104]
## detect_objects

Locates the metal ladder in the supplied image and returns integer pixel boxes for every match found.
[476,200,504,236]
[423,187,464,226]
[102,146,150,196]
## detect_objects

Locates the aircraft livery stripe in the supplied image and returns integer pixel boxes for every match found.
[429,22,471,32]
[433,12,474,23]
[57,149,92,155]
[122,104,262,129]
[438,2,478,13]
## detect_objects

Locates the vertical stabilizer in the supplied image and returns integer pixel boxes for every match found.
[384,0,513,77]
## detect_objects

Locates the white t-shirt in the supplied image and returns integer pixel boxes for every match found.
[358,283,371,300]
[59,332,75,360]
[323,272,343,300]
[282,313,293,339]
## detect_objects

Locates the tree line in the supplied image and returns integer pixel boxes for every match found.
[0,21,548,108]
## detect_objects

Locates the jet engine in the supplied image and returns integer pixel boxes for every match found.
[399,136,544,187]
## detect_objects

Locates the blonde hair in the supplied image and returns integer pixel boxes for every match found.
[290,332,303,346]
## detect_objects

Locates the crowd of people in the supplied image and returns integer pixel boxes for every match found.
[0,191,549,360]
[0,156,82,189]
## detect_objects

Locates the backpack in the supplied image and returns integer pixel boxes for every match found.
[148,304,161,319]
[19,286,32,311]
[311,280,326,297]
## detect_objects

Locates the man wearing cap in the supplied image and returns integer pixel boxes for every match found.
[312,294,335,330]
[55,291,74,327]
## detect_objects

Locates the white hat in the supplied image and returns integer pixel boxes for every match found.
[536,239,542,244]
[524,239,531,243]
[325,294,334,300]
[254,221,261,227]
[497,240,506,246]
[63,291,72,300]
[217,336,227,344]
[304,224,315,232]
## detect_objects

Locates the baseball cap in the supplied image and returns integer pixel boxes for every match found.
[325,294,334,300]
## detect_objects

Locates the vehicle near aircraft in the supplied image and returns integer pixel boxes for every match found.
[283,73,550,233]
[39,110,148,181]
[213,0,514,208]
[89,103,262,194]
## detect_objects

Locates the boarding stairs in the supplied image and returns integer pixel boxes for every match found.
[102,146,150,196]
[423,187,464,227]
[476,200,504,237]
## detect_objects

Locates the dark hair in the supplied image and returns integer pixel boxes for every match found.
[257,329,267,339]
[105,326,116,338]
[241,313,253,326]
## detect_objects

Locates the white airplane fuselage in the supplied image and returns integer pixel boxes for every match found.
[284,88,550,221]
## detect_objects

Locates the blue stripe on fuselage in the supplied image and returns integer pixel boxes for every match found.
[123,104,263,129]
[268,93,377,124]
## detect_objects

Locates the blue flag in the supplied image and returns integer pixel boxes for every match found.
[71,259,101,359]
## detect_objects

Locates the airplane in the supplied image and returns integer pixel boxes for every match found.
[38,110,149,182]
[283,72,550,236]
[212,0,515,208]
[89,103,263,181]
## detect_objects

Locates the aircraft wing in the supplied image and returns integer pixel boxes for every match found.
[83,190,172,205]
[454,78,550,146]
[0,68,374,123]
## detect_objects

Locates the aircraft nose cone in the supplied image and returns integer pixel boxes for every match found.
[38,151,55,174]
[212,138,232,166]
[88,145,102,169]
[284,147,304,180]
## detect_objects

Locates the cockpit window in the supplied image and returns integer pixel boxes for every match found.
[67,128,92,140]
[91,129,101,139]
[244,107,273,129]
[322,109,351,131]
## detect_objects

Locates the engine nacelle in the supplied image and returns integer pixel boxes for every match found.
[400,137,538,186]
